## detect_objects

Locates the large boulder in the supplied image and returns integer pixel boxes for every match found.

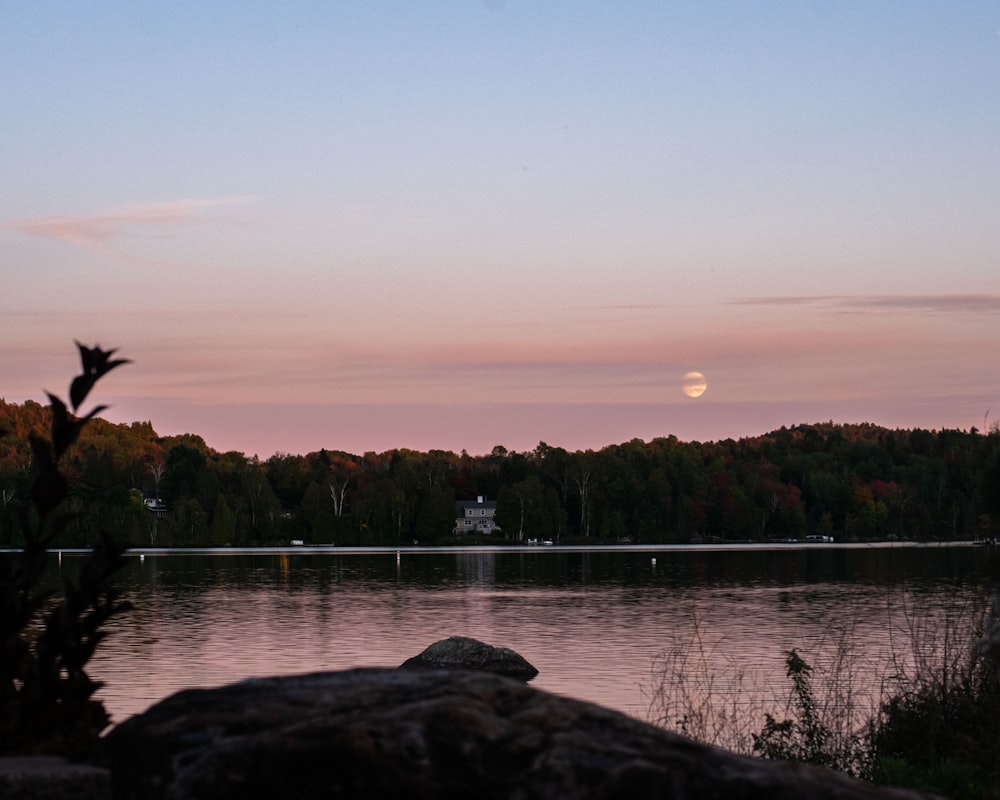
[104,668,942,800]
[0,757,110,800]
[400,635,539,680]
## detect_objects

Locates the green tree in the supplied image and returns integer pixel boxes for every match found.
[497,475,549,541]
[162,444,217,515]
[168,497,210,546]
[354,478,407,544]
[210,494,237,546]
[413,483,455,542]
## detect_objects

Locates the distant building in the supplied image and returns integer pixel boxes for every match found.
[454,495,500,535]
[143,497,169,519]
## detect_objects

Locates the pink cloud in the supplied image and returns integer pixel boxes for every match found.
[9,196,255,253]
[730,294,1000,313]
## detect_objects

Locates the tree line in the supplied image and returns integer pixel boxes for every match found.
[1,398,998,547]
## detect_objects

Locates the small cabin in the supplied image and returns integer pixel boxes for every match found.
[143,497,169,519]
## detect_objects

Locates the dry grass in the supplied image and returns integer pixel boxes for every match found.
[644,589,999,788]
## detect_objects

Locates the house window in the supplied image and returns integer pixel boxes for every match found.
[480,509,485,516]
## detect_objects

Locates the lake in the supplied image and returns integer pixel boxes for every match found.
[59,542,997,731]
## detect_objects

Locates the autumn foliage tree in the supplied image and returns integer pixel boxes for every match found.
[1,392,999,547]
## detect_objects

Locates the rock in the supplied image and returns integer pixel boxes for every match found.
[104,668,942,800]
[0,756,111,800]
[400,635,539,680]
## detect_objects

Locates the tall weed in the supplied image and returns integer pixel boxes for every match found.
[645,587,1000,796]
[874,591,1000,797]
[644,612,768,755]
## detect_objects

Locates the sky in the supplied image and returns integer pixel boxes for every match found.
[3,2,999,458]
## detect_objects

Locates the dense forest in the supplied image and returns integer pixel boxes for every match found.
[1,398,999,547]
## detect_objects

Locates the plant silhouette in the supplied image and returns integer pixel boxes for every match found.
[1,342,132,758]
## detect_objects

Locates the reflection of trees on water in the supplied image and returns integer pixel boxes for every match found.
[455,552,496,585]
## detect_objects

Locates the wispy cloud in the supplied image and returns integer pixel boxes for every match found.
[729,294,1000,313]
[582,304,666,311]
[9,196,256,253]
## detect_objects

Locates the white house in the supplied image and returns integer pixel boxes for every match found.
[143,496,169,519]
[454,495,500,535]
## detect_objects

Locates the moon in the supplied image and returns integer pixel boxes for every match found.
[682,371,707,398]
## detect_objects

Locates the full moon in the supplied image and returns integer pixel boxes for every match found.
[682,371,707,398]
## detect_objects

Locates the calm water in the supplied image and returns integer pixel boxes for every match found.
[54,543,997,727]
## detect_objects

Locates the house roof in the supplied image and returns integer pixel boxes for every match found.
[455,499,496,514]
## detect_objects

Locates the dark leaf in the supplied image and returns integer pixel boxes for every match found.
[47,393,84,456]
[29,434,55,472]
[68,375,96,414]
[70,342,130,411]
[48,511,80,538]
[31,469,68,517]
[13,504,35,549]
[79,405,108,424]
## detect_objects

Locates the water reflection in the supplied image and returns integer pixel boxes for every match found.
[78,545,995,726]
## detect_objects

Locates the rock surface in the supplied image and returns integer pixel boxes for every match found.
[399,635,539,680]
[0,756,110,800]
[104,668,942,800]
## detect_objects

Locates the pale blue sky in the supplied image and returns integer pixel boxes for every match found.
[3,2,999,456]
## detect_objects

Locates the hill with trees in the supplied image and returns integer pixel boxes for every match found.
[2,399,998,547]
